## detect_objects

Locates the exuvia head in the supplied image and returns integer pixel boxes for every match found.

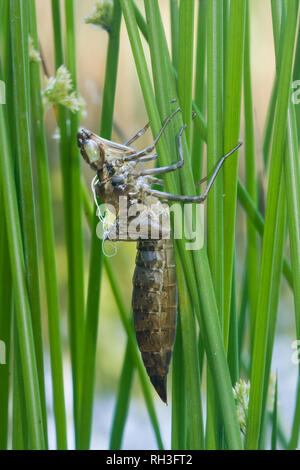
[77,128,104,171]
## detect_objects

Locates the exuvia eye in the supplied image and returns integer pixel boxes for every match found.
[84,139,100,163]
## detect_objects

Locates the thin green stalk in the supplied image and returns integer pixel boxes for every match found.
[263,79,277,170]
[238,180,292,288]
[223,0,246,350]
[238,262,248,359]
[109,339,135,450]
[12,333,28,450]
[205,0,224,448]
[64,0,85,438]
[271,375,278,450]
[0,213,12,450]
[192,0,207,185]
[171,317,187,450]
[78,0,122,450]
[133,1,148,41]
[51,0,73,257]
[178,0,195,148]
[259,178,286,450]
[228,260,239,385]
[246,0,299,449]
[176,258,204,450]
[206,0,224,325]
[0,0,9,80]
[244,0,259,345]
[170,0,180,70]
[259,0,296,449]
[262,0,286,170]
[289,376,300,449]
[271,0,300,448]
[10,0,47,446]
[29,0,67,449]
[284,105,300,335]
[293,24,300,144]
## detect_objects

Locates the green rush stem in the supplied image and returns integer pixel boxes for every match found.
[29,0,67,449]
[237,261,248,359]
[178,0,195,148]
[228,259,239,386]
[262,0,286,170]
[109,339,135,450]
[132,1,148,41]
[246,0,299,449]
[244,0,259,346]
[206,0,224,332]
[260,0,298,449]
[270,0,300,449]
[10,0,47,447]
[176,256,204,450]
[285,102,300,449]
[293,24,300,145]
[0,0,9,80]
[192,0,207,185]
[223,0,246,351]
[171,316,187,450]
[237,180,292,287]
[271,375,278,450]
[0,73,45,450]
[50,8,75,438]
[78,0,122,450]
[170,0,180,70]
[64,0,85,439]
[205,0,224,449]
[0,213,12,450]
[258,179,286,450]
[12,332,28,450]
[263,78,278,170]
[290,375,300,449]
[51,0,73,255]
[123,0,242,449]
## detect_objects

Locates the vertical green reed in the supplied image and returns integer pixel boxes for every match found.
[244,0,258,345]
[205,0,224,448]
[28,0,67,449]
[170,0,180,70]
[223,0,246,350]
[0,199,12,450]
[64,0,85,438]
[171,317,187,450]
[192,0,207,184]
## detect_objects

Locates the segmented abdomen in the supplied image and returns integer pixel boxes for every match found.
[132,238,177,403]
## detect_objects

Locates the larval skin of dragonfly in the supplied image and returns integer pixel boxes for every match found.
[78,128,177,403]
[133,238,177,403]
[78,119,241,404]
